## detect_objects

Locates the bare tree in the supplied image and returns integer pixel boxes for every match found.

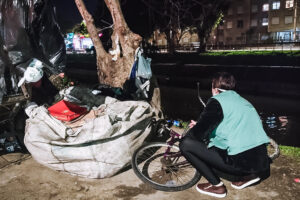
[74,0,142,88]
[142,0,229,53]
[189,0,229,52]
[141,0,191,54]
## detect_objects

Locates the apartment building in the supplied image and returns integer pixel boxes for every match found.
[210,0,270,45]
[211,0,300,45]
[268,0,300,41]
[149,0,300,48]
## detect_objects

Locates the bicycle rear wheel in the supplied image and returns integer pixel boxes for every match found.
[131,142,201,192]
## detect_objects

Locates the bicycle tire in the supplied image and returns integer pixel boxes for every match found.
[131,142,201,192]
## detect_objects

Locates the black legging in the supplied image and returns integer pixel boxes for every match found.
[179,136,248,185]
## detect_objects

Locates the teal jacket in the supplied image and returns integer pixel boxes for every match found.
[209,90,270,155]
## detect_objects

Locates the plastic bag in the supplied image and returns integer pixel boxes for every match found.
[0,0,66,71]
[136,50,152,79]
[59,86,106,110]
[0,0,66,102]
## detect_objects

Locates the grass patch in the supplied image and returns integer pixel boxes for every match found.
[200,50,300,57]
[279,145,300,159]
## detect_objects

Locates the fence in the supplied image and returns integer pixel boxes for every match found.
[148,42,300,53]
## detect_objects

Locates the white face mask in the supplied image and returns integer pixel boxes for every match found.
[216,88,227,92]
[212,88,227,96]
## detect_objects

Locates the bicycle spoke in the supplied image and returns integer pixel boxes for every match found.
[132,142,201,191]
[166,159,197,186]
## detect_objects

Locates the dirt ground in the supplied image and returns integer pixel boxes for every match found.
[0,152,299,200]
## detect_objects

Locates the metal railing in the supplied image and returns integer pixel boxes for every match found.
[147,42,300,53]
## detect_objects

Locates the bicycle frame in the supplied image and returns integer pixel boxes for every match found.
[162,129,190,169]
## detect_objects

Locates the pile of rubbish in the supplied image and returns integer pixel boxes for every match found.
[0,0,160,178]
[24,87,156,178]
[0,0,65,103]
[0,0,66,155]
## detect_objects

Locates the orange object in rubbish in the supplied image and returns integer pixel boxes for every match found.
[48,100,87,121]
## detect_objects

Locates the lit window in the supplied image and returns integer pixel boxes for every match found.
[227,21,233,29]
[262,4,269,11]
[286,0,293,8]
[261,35,269,40]
[285,16,293,24]
[237,6,244,14]
[251,19,258,27]
[272,17,280,24]
[252,5,258,13]
[262,18,269,26]
[272,1,280,10]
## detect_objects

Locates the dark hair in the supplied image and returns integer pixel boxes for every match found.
[212,72,236,90]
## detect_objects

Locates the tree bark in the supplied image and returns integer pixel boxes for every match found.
[74,0,142,88]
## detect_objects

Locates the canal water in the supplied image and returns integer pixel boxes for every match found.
[65,57,300,147]
[159,86,300,147]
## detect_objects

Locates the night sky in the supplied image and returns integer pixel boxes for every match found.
[52,0,98,32]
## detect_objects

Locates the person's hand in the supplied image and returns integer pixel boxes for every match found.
[189,120,197,128]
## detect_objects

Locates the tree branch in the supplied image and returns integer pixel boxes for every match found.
[74,0,107,58]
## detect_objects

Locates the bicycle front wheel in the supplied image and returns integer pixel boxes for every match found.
[131,142,201,192]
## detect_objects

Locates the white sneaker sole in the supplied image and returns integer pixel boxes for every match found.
[196,185,226,198]
[231,177,261,190]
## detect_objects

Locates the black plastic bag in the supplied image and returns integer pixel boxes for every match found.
[0,0,66,102]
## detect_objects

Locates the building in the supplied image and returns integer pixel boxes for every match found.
[210,0,270,45]
[268,0,300,41]
[149,0,300,49]
[247,0,271,43]
[210,0,300,45]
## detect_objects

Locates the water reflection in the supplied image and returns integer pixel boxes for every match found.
[261,114,288,134]
[159,86,300,147]
[260,114,299,147]
[278,116,288,131]
[265,115,278,129]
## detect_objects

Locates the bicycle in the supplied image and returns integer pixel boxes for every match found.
[131,120,199,191]
[131,83,280,192]
[131,119,280,192]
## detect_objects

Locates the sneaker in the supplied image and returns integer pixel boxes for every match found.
[196,182,227,198]
[231,176,261,190]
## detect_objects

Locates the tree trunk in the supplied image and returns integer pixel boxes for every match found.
[198,37,206,52]
[165,30,175,54]
[197,28,207,53]
[74,0,142,88]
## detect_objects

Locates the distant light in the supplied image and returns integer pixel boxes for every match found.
[67,33,74,39]
[98,33,103,37]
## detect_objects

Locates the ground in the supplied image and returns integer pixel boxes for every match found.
[0,151,299,200]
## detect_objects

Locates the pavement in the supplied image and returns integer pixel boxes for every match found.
[0,151,299,200]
